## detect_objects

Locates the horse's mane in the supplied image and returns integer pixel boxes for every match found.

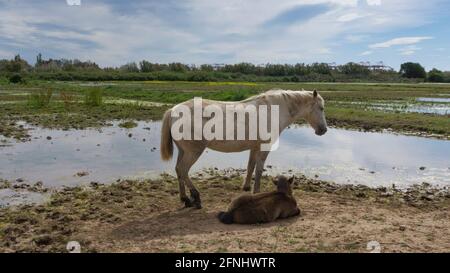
[242,89,313,104]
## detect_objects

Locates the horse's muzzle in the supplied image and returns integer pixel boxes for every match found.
[315,127,327,136]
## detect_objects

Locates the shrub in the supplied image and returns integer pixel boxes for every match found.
[60,91,75,108]
[226,91,247,101]
[28,90,52,108]
[84,89,103,106]
[9,73,23,83]
[427,68,445,82]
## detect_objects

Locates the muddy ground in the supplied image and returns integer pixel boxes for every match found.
[1,169,449,253]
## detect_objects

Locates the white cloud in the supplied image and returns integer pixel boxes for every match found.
[367,0,382,6]
[345,34,369,43]
[360,50,373,56]
[0,49,14,58]
[369,36,433,48]
[399,45,421,55]
[0,0,443,67]
[337,13,363,22]
[399,50,414,55]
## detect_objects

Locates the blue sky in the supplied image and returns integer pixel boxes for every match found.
[0,0,449,70]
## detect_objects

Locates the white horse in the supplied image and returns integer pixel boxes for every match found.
[160,89,327,208]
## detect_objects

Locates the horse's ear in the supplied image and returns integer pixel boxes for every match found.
[288,176,294,184]
[313,89,318,98]
[272,177,278,186]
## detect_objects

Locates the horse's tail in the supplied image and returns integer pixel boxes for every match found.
[160,109,173,161]
[217,211,233,224]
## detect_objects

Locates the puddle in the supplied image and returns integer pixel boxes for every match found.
[0,121,449,190]
[75,82,118,87]
[103,98,166,107]
[0,188,49,207]
[416,97,450,103]
[333,100,450,115]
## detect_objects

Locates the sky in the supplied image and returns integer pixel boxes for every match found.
[0,0,449,70]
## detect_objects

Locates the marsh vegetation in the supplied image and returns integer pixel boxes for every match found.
[0,80,449,253]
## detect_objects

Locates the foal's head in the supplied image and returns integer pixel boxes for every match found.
[272,175,294,195]
[305,90,327,136]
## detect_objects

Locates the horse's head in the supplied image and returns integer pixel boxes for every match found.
[272,175,294,195]
[305,90,327,136]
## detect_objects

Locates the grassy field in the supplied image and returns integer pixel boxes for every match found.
[1,81,449,140]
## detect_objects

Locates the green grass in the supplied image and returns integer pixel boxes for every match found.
[325,105,450,136]
[84,88,103,106]
[118,120,138,129]
[1,80,449,140]
[27,89,52,108]
[0,100,168,140]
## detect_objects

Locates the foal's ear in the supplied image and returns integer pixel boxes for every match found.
[288,176,294,184]
[313,89,318,98]
[272,177,278,186]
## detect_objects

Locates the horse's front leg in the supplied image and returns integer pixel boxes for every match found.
[242,149,257,191]
[253,151,269,193]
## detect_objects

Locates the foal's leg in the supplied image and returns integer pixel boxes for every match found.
[175,149,192,207]
[242,149,257,191]
[253,151,269,193]
[176,148,204,209]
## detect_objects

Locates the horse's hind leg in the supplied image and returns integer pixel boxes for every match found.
[253,151,269,193]
[176,148,204,209]
[242,149,257,191]
[175,149,192,207]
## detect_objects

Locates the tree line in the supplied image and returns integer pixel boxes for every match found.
[1,54,449,83]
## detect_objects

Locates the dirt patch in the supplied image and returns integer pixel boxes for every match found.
[0,172,449,253]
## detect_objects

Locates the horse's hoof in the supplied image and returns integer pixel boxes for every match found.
[189,189,201,209]
[181,197,193,208]
[242,185,251,191]
[193,202,202,209]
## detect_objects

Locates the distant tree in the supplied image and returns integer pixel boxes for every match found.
[309,63,332,75]
[427,68,445,82]
[1,55,31,73]
[120,62,139,73]
[264,64,287,76]
[400,62,426,79]
[0,59,8,72]
[140,60,156,72]
[339,62,370,76]
[294,63,308,75]
[36,53,43,67]
[199,64,213,72]
[168,62,189,72]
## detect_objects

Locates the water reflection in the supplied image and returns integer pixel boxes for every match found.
[0,121,449,188]
[416,97,450,103]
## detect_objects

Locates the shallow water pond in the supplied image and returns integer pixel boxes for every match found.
[0,188,48,207]
[416,97,450,103]
[1,121,449,190]
[333,100,450,115]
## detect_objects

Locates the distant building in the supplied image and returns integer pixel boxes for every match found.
[327,61,393,71]
[327,62,338,69]
[359,61,394,71]
[211,63,226,70]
